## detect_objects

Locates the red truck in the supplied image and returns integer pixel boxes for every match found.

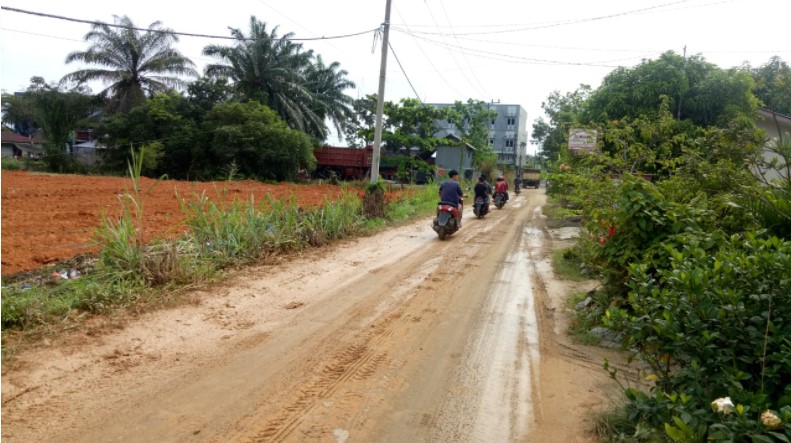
[313,146,373,180]
[313,146,398,181]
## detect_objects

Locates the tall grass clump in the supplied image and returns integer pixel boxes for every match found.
[181,190,366,269]
[386,183,439,222]
[93,147,181,286]
[298,192,365,245]
[180,193,279,266]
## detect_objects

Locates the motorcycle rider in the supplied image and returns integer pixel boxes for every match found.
[439,169,464,226]
[473,175,491,216]
[494,176,509,202]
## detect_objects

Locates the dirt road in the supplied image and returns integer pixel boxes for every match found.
[2,188,623,442]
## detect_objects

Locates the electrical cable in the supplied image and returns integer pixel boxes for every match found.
[421,0,487,99]
[387,41,422,103]
[392,5,465,99]
[393,28,624,68]
[391,0,698,36]
[438,0,490,98]
[391,0,739,30]
[1,6,379,41]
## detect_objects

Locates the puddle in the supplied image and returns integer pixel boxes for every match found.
[465,224,542,441]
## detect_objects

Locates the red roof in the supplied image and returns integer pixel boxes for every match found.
[1,132,45,144]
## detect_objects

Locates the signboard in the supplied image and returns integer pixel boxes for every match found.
[568,128,598,155]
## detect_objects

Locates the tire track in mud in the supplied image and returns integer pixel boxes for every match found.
[235,248,468,442]
[238,206,517,442]
[252,315,398,442]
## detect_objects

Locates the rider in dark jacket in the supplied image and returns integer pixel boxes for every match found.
[473,175,491,215]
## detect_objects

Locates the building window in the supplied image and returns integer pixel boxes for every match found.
[505,139,515,148]
[489,138,494,146]
[507,117,515,126]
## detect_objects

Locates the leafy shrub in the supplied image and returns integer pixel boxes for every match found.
[604,235,791,440]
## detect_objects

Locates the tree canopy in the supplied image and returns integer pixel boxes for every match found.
[203,17,355,141]
[62,15,197,113]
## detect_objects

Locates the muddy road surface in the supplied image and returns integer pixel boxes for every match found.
[3,188,622,442]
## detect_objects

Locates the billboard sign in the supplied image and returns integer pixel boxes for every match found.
[568,128,598,155]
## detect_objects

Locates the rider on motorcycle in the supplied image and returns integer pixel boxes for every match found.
[439,169,464,225]
[494,176,509,202]
[474,175,491,215]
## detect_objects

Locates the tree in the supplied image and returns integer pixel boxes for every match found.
[99,92,199,177]
[201,101,315,181]
[343,94,378,147]
[355,97,449,154]
[304,56,356,140]
[62,15,197,113]
[2,77,99,170]
[204,17,354,140]
[531,85,591,163]
[583,51,757,127]
[751,56,791,116]
[446,99,498,165]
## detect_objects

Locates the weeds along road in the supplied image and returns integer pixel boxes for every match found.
[3,188,616,442]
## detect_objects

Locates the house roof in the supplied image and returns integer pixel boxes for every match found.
[1,132,46,144]
[443,133,477,151]
[1,132,34,144]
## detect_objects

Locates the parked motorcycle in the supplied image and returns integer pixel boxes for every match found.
[493,192,506,209]
[473,196,489,219]
[432,200,462,240]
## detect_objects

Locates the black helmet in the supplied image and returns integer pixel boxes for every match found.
[448,169,459,178]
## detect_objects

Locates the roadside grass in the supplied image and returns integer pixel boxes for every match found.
[385,184,439,222]
[542,199,582,226]
[551,247,587,281]
[0,171,440,353]
[593,406,663,443]
[566,291,603,346]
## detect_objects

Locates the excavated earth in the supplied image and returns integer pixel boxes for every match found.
[1,187,633,442]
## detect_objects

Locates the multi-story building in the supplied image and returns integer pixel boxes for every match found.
[429,102,529,169]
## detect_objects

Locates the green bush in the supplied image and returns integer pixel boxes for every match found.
[604,235,791,440]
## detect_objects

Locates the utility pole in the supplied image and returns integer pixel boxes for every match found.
[370,0,392,184]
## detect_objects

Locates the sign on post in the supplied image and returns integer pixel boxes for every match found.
[568,128,598,155]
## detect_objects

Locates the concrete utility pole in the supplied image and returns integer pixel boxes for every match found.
[370,0,393,184]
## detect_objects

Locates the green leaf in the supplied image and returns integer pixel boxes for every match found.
[769,432,790,443]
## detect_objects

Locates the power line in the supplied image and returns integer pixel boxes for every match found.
[438,0,490,98]
[394,29,623,68]
[421,0,487,99]
[391,0,739,30]
[1,6,379,41]
[387,42,421,103]
[392,5,465,99]
[392,0,698,36]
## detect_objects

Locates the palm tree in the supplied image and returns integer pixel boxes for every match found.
[203,17,355,140]
[305,56,356,139]
[62,15,197,113]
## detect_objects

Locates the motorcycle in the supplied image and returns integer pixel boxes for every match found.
[514,185,521,195]
[432,200,462,240]
[472,196,489,219]
[493,192,506,209]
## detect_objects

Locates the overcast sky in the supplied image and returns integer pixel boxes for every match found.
[1,0,790,153]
